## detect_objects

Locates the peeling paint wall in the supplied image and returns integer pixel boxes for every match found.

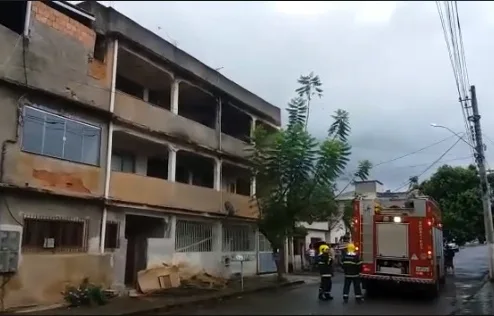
[0,2,112,112]
[0,193,111,310]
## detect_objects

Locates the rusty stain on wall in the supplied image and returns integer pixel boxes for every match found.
[3,150,103,196]
[32,169,91,194]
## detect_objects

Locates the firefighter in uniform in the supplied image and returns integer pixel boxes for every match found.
[341,242,363,303]
[317,244,334,301]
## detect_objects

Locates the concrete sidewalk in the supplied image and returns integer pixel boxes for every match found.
[454,280,494,315]
[21,276,305,316]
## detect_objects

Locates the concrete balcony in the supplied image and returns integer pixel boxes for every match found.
[109,171,257,219]
[113,92,250,158]
[114,92,218,149]
[2,148,103,198]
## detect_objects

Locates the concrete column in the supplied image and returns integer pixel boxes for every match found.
[250,116,257,139]
[167,147,177,182]
[170,80,180,114]
[215,97,222,132]
[214,159,222,191]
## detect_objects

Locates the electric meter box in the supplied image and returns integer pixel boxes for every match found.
[0,225,22,273]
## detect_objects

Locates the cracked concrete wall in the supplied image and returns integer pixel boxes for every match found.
[0,2,112,112]
[0,193,112,310]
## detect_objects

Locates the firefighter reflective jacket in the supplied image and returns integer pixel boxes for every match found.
[341,252,362,277]
[317,253,333,277]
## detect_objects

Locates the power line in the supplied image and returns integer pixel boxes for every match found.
[392,136,464,192]
[336,134,460,196]
[436,1,476,160]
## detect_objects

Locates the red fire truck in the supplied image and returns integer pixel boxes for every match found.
[352,195,446,297]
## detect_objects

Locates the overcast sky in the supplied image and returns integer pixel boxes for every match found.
[98,1,494,191]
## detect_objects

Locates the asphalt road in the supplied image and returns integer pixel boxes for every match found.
[155,245,488,315]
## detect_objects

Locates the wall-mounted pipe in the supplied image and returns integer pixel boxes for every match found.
[100,39,119,254]
[23,1,32,38]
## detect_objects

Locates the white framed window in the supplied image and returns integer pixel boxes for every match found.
[21,106,101,165]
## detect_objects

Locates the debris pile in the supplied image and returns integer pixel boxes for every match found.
[136,263,227,295]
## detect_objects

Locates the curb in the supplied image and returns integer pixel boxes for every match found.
[121,280,306,315]
[449,272,490,315]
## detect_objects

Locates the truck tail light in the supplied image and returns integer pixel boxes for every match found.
[362,265,371,273]
[427,250,432,259]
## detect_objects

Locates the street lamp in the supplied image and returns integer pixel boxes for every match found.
[430,123,475,149]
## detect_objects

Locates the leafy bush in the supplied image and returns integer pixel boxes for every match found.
[62,278,108,307]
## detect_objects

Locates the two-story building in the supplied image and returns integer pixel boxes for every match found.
[0,1,280,310]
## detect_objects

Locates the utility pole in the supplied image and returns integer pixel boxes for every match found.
[470,85,494,280]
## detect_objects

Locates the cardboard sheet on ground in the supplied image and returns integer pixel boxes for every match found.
[137,266,181,294]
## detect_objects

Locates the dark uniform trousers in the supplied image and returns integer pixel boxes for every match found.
[341,252,363,300]
[317,253,333,299]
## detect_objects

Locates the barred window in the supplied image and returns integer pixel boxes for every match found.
[22,217,87,252]
[222,224,255,252]
[175,220,213,252]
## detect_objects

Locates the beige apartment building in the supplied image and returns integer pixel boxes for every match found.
[0,1,280,310]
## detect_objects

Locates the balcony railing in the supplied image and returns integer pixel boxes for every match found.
[109,171,258,219]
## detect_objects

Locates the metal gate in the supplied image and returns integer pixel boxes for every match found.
[258,233,277,274]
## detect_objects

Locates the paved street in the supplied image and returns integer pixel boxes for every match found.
[153,245,488,315]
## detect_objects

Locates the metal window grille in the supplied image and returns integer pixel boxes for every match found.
[22,214,88,253]
[222,224,255,252]
[175,220,213,252]
[258,233,272,252]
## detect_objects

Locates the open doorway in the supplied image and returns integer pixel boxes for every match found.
[124,214,167,287]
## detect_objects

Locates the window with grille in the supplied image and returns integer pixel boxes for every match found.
[222,224,255,252]
[22,217,87,252]
[175,220,213,252]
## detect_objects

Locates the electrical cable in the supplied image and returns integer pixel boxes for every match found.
[392,136,463,192]
[336,134,459,196]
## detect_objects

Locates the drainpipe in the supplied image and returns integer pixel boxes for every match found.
[23,2,32,38]
[100,39,119,254]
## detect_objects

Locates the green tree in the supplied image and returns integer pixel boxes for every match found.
[295,72,323,130]
[419,164,484,245]
[249,74,372,280]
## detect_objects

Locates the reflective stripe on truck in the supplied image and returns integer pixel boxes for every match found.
[360,273,436,284]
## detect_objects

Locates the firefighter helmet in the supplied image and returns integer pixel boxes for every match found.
[347,243,356,253]
[319,244,330,254]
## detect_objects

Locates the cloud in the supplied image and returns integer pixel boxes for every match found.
[96,1,494,190]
